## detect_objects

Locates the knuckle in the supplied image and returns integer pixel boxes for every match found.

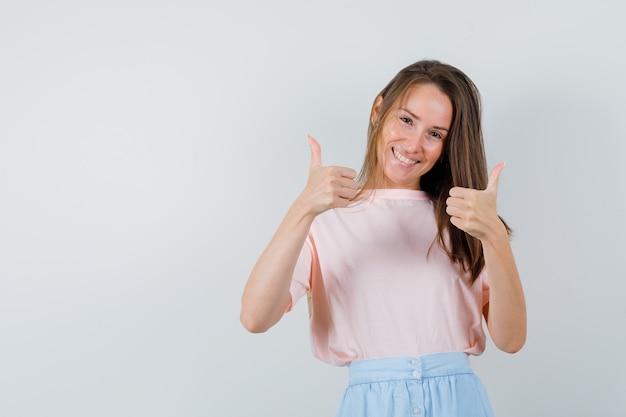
[327,166,340,176]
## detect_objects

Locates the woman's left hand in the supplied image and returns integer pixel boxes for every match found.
[448,161,526,353]
[445,162,506,241]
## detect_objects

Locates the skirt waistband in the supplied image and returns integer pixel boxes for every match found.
[348,352,473,385]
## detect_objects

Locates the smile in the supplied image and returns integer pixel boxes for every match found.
[392,147,418,165]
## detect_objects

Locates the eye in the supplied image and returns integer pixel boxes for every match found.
[400,116,413,125]
[429,131,443,140]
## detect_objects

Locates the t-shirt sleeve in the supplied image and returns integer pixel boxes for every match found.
[285,237,313,313]
[481,269,490,308]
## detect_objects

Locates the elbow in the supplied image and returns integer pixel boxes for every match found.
[499,341,525,354]
[240,291,290,333]
[240,308,272,334]
[495,333,526,354]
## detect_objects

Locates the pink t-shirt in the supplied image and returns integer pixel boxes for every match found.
[288,189,489,366]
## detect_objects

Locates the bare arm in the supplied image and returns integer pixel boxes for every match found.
[481,223,526,353]
[240,136,358,333]
[446,162,527,353]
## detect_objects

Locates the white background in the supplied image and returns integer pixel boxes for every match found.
[1,1,625,416]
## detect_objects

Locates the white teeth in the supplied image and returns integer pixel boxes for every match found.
[393,148,418,165]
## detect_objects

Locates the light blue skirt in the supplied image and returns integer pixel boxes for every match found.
[336,352,494,417]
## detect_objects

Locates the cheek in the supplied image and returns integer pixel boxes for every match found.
[425,140,444,156]
[377,127,393,150]
[380,126,400,150]
[386,123,403,139]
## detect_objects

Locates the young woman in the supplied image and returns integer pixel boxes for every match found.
[241,60,526,417]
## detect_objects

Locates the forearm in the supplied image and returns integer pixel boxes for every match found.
[482,223,527,353]
[240,199,315,333]
[241,135,358,333]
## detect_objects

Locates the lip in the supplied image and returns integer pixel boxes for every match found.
[392,147,419,166]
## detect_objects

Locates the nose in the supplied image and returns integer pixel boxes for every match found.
[404,131,424,153]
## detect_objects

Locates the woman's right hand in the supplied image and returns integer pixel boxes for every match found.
[299,135,358,216]
[241,135,357,333]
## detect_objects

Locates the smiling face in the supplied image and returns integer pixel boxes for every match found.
[372,83,453,190]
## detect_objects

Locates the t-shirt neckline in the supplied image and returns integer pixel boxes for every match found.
[366,189,431,200]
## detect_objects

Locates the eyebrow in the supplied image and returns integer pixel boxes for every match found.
[400,108,450,132]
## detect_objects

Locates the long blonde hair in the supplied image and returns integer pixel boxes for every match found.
[356,60,510,283]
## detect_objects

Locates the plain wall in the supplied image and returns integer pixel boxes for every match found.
[1,0,625,416]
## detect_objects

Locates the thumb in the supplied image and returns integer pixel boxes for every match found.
[487,161,505,193]
[307,134,322,169]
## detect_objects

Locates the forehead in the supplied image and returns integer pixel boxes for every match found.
[396,83,453,126]
[397,83,450,106]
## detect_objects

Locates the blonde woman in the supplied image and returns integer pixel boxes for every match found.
[241,60,526,417]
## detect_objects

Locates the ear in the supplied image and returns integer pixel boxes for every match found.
[370,95,384,125]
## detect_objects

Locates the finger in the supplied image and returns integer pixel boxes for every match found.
[446,204,462,217]
[446,196,466,209]
[321,165,358,180]
[307,134,322,169]
[449,215,464,231]
[449,186,470,198]
[487,161,505,193]
[338,186,358,201]
[337,167,358,180]
[333,174,357,188]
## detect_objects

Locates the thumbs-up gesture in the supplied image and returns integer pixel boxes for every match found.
[445,162,506,241]
[299,135,358,216]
